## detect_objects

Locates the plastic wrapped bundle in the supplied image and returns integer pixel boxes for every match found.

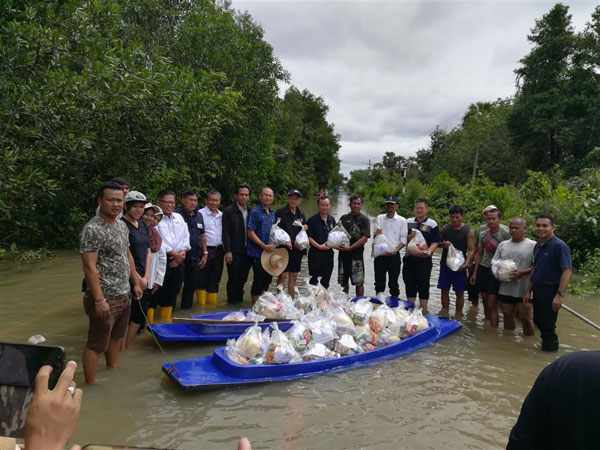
[446,243,466,272]
[286,321,313,352]
[331,308,357,337]
[234,324,264,360]
[326,225,351,249]
[492,259,518,282]
[302,343,338,361]
[252,292,283,319]
[392,306,409,322]
[369,307,388,333]
[372,234,394,258]
[222,311,247,321]
[293,219,309,251]
[225,339,249,365]
[335,334,362,356]
[269,219,292,248]
[265,323,301,364]
[351,298,373,326]
[406,230,429,256]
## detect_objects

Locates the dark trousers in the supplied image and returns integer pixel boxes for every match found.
[402,256,433,300]
[181,257,199,309]
[198,245,225,293]
[308,248,334,289]
[467,264,480,304]
[154,259,185,308]
[532,284,560,351]
[226,252,252,304]
[374,252,401,297]
[250,256,272,296]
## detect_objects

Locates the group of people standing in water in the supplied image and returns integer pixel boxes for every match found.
[79,179,572,384]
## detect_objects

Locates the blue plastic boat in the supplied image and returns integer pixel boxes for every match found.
[149,297,413,343]
[161,315,461,391]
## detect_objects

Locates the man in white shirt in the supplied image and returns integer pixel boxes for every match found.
[155,189,190,319]
[373,195,408,298]
[198,190,224,304]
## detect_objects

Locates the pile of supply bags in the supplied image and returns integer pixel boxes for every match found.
[224,285,429,365]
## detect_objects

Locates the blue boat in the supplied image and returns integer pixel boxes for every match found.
[161,315,461,391]
[149,297,413,343]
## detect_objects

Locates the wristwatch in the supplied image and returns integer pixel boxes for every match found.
[558,290,566,297]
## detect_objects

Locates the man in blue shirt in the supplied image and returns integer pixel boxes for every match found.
[247,187,276,304]
[524,214,572,352]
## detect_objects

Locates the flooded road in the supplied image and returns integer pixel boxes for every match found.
[1,193,598,449]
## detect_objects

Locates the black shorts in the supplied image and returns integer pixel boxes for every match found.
[478,266,500,295]
[129,289,151,326]
[284,248,303,273]
[402,256,433,300]
[499,294,523,305]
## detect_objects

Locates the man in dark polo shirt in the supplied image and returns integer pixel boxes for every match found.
[247,187,276,304]
[523,214,572,352]
[338,194,370,296]
[307,195,336,288]
[403,198,440,311]
[275,189,307,298]
[223,184,252,304]
[175,190,207,308]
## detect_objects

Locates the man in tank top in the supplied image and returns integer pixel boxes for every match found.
[437,205,475,317]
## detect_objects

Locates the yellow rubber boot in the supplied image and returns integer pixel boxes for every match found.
[158,306,173,323]
[147,308,155,324]
[196,289,206,306]
[207,292,218,305]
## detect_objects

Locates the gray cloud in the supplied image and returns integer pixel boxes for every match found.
[234,0,596,175]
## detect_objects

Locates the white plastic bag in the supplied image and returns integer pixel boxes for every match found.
[335,334,362,356]
[351,298,373,326]
[293,219,309,251]
[326,224,351,249]
[302,343,338,361]
[446,243,465,272]
[252,292,283,319]
[286,321,313,352]
[235,324,264,360]
[269,218,292,248]
[406,229,429,256]
[372,233,394,258]
[265,323,301,364]
[492,259,518,282]
[222,311,247,321]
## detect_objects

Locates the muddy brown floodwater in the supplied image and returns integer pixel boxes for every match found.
[1,193,598,449]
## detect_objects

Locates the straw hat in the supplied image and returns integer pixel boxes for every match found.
[261,248,289,276]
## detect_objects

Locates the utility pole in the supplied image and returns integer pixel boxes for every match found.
[471,142,480,185]
[400,167,407,194]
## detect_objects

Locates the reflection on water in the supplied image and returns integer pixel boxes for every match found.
[1,193,598,449]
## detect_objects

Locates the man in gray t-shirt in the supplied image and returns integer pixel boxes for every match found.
[493,218,536,335]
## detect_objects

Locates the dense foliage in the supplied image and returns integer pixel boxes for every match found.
[0,0,341,250]
[416,4,600,184]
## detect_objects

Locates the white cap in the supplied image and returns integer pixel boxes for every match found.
[125,190,147,203]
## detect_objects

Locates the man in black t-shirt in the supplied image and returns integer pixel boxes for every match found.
[338,194,370,296]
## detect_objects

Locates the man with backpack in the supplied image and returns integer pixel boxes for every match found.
[470,208,510,327]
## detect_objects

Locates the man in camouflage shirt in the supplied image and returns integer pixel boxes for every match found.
[80,182,142,385]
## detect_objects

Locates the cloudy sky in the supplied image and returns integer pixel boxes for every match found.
[232,0,596,176]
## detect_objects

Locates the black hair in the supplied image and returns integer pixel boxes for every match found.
[317,195,331,204]
[536,213,555,225]
[109,177,130,188]
[449,205,464,216]
[349,194,363,203]
[207,189,221,198]
[487,208,503,218]
[414,198,428,206]
[157,189,176,200]
[97,182,124,199]
[235,184,251,195]
[181,190,197,198]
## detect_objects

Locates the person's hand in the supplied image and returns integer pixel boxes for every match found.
[199,254,208,269]
[508,269,521,280]
[552,294,563,312]
[225,252,233,265]
[168,256,180,268]
[139,277,148,291]
[152,283,160,294]
[458,262,468,272]
[338,244,349,252]
[94,300,110,320]
[523,290,530,304]
[375,229,382,236]
[469,273,477,285]
[285,242,292,249]
[132,283,143,300]
[25,361,83,450]
[264,245,275,253]
[319,244,329,251]
[442,240,450,249]
[303,224,308,231]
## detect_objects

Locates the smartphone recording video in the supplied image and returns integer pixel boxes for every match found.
[0,342,65,438]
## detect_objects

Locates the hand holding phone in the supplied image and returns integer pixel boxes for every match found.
[25,361,82,450]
